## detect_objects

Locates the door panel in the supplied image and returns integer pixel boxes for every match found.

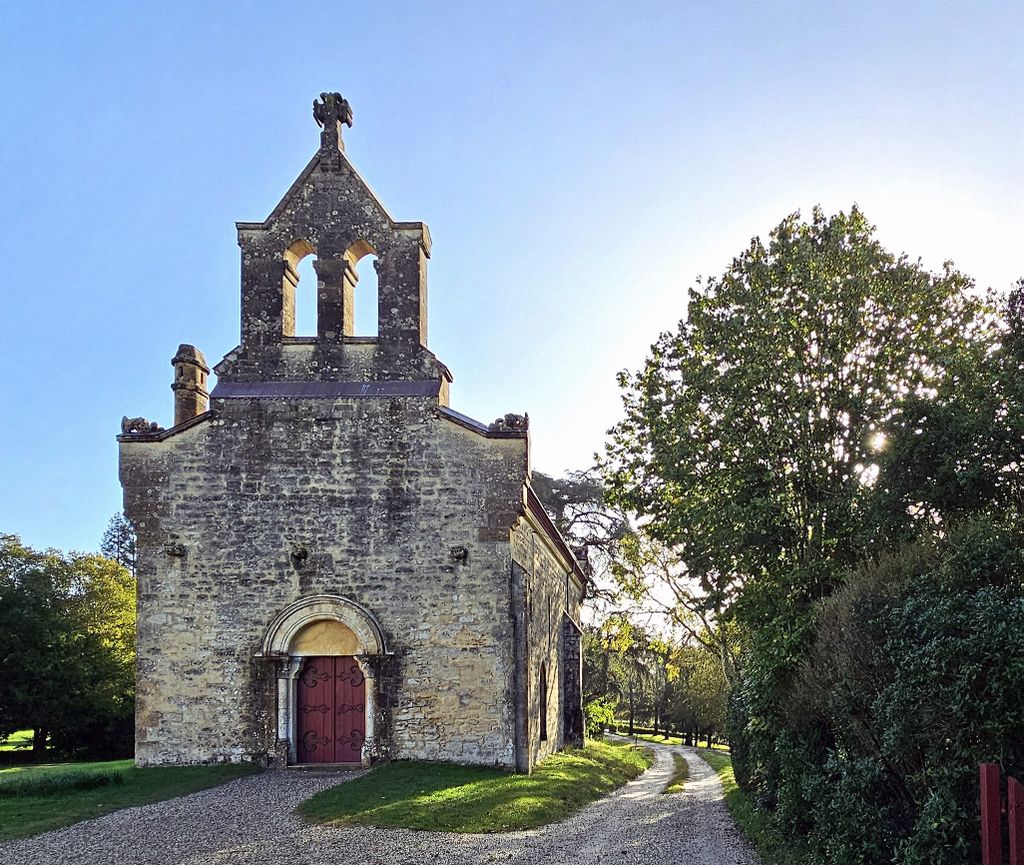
[296,656,366,763]
[333,659,366,761]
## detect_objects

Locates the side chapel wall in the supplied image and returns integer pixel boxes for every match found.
[510,515,584,769]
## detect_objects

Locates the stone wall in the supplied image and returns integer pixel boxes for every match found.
[510,514,585,769]
[121,395,527,766]
[561,615,584,745]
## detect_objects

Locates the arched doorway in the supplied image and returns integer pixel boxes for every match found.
[257,595,388,766]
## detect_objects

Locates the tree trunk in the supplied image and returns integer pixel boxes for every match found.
[33,728,47,755]
[601,646,609,697]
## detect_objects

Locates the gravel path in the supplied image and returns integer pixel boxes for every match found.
[2,742,759,865]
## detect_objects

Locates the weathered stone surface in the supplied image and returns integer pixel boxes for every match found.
[510,514,584,767]
[119,93,584,772]
[171,344,210,426]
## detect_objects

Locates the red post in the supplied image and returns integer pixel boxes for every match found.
[1009,776,1024,865]
[981,763,1003,865]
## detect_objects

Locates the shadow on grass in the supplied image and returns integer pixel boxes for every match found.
[298,740,653,833]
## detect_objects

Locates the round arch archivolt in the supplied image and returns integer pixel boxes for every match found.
[259,594,387,658]
[257,594,388,766]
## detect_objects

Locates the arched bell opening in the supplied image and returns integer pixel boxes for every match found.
[282,238,317,338]
[258,595,387,767]
[352,254,379,336]
[293,253,319,337]
[344,239,379,338]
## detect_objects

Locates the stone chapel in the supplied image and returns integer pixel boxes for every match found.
[118,93,585,772]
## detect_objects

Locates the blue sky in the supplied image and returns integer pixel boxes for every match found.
[1,1,1022,553]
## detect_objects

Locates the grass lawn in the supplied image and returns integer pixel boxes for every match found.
[0,759,259,842]
[696,748,805,865]
[663,752,689,794]
[0,730,35,751]
[298,740,654,833]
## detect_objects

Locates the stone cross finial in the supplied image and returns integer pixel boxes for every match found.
[313,92,353,152]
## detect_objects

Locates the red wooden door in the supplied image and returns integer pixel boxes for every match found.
[296,656,366,764]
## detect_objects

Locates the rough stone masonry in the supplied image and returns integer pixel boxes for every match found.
[118,92,585,772]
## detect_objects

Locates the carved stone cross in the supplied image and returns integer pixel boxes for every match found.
[313,92,353,152]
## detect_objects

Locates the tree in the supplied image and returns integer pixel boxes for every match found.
[602,206,992,630]
[871,282,1024,532]
[580,617,662,734]
[0,535,56,752]
[610,529,741,683]
[534,470,739,680]
[101,512,137,576]
[600,207,1016,862]
[0,535,136,758]
[532,470,630,602]
[667,642,729,746]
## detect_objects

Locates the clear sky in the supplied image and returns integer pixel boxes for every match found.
[1,1,1021,553]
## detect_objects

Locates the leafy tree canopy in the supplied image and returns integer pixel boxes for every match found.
[602,206,995,621]
[0,535,136,757]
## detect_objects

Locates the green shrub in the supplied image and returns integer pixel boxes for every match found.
[731,517,1024,864]
[51,709,135,761]
[583,698,616,737]
[0,769,125,798]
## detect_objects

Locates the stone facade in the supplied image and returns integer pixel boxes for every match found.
[119,93,585,772]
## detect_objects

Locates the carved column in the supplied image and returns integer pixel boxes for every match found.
[275,657,304,765]
[354,654,381,767]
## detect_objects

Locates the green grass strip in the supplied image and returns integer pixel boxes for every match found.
[298,740,654,833]
[632,731,687,746]
[0,759,259,842]
[663,752,690,794]
[696,748,807,865]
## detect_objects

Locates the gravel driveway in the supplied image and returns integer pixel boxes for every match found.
[2,741,759,864]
